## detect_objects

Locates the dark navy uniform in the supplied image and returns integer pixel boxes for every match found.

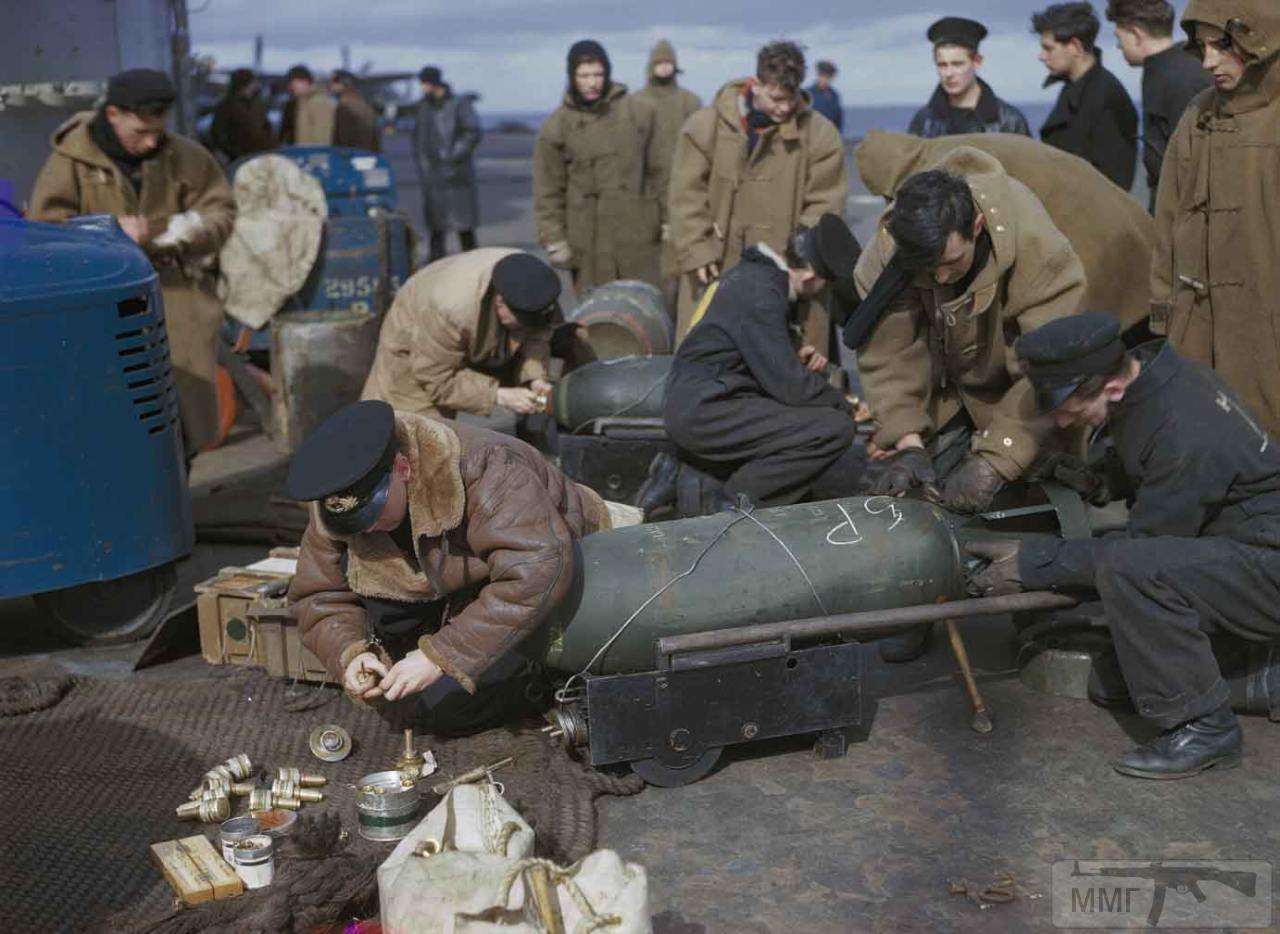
[1018,325,1280,731]
[663,247,862,507]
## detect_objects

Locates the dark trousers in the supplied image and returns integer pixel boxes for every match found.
[365,596,550,737]
[666,388,863,507]
[1096,534,1280,728]
[428,229,477,263]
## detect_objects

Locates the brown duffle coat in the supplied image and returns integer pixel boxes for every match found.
[1150,0,1280,438]
[29,111,236,456]
[853,147,1087,481]
[360,248,552,418]
[533,83,665,290]
[856,130,1153,334]
[667,78,848,344]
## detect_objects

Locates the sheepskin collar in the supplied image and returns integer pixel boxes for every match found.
[313,413,467,602]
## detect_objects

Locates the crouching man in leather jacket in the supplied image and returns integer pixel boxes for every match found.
[286,400,610,734]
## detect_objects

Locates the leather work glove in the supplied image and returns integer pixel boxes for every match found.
[964,538,1024,597]
[1028,453,1113,507]
[940,454,1005,514]
[868,447,939,499]
[546,241,573,269]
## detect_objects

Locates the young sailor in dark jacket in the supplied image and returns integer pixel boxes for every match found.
[659,214,864,508]
[909,17,1031,138]
[1034,2,1140,190]
[967,312,1280,780]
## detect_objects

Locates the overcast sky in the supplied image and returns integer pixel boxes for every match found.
[189,0,1190,112]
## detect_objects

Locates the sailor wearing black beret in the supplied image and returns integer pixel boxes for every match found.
[968,313,1280,780]
[642,215,867,517]
[362,248,587,423]
[286,398,611,733]
[908,17,1032,138]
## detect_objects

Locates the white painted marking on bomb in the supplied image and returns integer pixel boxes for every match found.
[864,496,905,532]
[825,503,863,546]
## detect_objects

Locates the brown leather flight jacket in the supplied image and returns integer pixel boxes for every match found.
[288,415,609,693]
[1151,0,1280,438]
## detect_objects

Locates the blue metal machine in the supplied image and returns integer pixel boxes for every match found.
[272,145,397,216]
[0,216,192,643]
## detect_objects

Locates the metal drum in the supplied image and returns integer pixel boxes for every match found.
[271,309,382,449]
[550,355,671,430]
[545,496,966,674]
[355,771,421,843]
[568,280,673,359]
[293,214,412,317]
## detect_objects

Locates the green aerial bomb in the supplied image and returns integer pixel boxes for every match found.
[550,355,670,430]
[544,496,966,675]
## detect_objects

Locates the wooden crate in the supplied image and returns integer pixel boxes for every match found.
[195,568,291,668]
[248,601,334,684]
[195,554,337,686]
[150,835,243,906]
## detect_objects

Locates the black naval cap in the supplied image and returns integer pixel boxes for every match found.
[492,253,562,325]
[106,69,177,112]
[927,17,989,50]
[285,400,398,535]
[791,213,861,282]
[1016,311,1126,412]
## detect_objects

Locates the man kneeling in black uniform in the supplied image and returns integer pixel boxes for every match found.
[968,312,1280,779]
[642,214,865,513]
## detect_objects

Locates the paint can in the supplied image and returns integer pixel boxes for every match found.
[219,816,260,864]
[355,770,420,843]
[231,834,275,889]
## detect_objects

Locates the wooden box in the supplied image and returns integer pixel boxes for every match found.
[150,835,243,906]
[195,549,336,685]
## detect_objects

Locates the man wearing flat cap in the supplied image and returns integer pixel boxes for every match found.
[643,215,866,514]
[286,400,611,731]
[968,312,1280,780]
[909,17,1032,138]
[30,68,236,461]
[362,248,584,421]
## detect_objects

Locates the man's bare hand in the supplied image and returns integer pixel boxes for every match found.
[695,262,721,286]
[118,215,149,243]
[798,345,828,373]
[343,651,388,699]
[529,378,553,397]
[497,386,540,414]
[381,649,444,701]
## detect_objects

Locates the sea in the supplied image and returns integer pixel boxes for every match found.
[478,102,1058,140]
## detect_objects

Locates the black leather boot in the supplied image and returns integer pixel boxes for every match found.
[637,452,680,517]
[878,623,931,663]
[1112,702,1243,780]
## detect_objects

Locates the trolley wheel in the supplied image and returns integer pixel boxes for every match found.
[628,746,723,787]
[35,563,178,646]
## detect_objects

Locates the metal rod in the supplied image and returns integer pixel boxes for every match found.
[944,620,992,734]
[657,592,1078,660]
